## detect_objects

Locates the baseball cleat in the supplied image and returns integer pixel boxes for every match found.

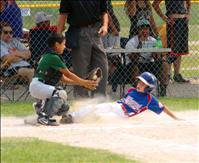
[37,112,59,126]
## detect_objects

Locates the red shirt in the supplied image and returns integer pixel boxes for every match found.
[31,26,58,33]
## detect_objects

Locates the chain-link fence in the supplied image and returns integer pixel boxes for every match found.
[1,0,198,102]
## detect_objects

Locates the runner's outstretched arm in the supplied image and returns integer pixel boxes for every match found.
[163,105,183,120]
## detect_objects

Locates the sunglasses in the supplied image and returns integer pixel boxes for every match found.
[3,30,13,35]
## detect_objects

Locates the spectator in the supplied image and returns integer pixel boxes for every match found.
[125,18,168,96]
[28,11,57,67]
[152,0,191,83]
[102,0,121,92]
[0,21,34,82]
[57,0,109,98]
[102,0,120,49]
[0,0,23,38]
[124,0,158,38]
[32,11,57,32]
[29,11,72,69]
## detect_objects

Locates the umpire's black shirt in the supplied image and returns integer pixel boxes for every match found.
[59,0,108,27]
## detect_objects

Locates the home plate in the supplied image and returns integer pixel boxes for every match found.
[24,115,40,126]
[24,115,60,126]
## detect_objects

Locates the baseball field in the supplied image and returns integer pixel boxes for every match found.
[1,98,198,163]
[1,1,198,162]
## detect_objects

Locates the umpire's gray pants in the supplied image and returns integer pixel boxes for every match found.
[71,23,108,98]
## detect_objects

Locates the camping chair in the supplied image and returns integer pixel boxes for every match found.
[0,60,30,102]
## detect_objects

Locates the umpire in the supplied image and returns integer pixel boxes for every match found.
[57,0,109,98]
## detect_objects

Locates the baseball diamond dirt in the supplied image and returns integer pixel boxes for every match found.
[1,108,198,163]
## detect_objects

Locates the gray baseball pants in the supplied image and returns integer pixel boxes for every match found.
[71,23,108,98]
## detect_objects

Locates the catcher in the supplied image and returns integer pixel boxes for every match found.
[70,72,183,122]
[29,33,101,126]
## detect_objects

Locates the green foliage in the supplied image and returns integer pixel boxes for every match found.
[1,138,137,163]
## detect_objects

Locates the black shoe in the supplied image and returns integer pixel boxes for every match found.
[37,112,59,126]
[60,114,74,124]
[37,116,49,125]
[173,74,189,83]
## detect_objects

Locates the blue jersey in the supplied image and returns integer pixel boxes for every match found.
[117,87,164,117]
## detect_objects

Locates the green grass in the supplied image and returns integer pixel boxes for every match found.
[1,99,197,163]
[1,138,137,163]
[1,98,198,117]
[1,101,34,117]
[181,55,199,77]
[158,98,199,111]
[190,44,199,51]
[181,70,199,78]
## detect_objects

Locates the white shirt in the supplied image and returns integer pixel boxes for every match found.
[0,38,30,70]
[125,35,156,64]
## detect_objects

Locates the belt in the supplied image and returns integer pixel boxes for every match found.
[83,22,100,28]
[38,78,44,83]
[169,14,187,19]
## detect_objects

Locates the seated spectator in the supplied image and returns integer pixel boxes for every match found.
[29,11,71,69]
[0,21,34,82]
[125,18,168,96]
[124,0,158,39]
[0,0,23,39]
[103,0,122,91]
[102,0,120,49]
[32,11,57,32]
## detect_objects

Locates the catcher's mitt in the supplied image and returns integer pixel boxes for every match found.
[86,67,102,82]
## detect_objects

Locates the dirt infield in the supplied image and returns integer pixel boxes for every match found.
[1,110,198,163]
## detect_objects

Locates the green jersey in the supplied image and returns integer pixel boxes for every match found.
[35,51,66,81]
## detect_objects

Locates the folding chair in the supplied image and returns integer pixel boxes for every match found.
[0,60,30,102]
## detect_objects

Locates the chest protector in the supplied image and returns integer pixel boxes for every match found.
[38,52,64,86]
[43,67,62,86]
